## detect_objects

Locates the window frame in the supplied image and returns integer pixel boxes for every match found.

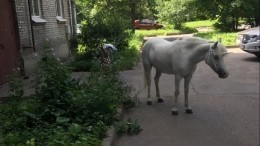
[31,0,41,17]
[56,0,63,18]
[56,0,67,23]
[30,0,47,24]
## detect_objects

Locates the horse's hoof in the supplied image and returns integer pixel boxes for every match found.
[186,109,193,114]
[157,98,164,103]
[172,111,178,115]
[147,101,152,105]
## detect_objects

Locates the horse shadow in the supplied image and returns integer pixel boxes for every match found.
[242,56,260,62]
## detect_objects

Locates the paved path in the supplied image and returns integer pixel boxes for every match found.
[117,49,259,146]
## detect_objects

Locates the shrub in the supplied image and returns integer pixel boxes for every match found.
[0,48,134,145]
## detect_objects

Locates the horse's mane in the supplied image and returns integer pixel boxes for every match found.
[179,37,227,53]
[182,37,211,44]
[175,37,210,50]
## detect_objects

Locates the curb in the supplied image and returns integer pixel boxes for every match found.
[102,127,117,146]
[102,108,123,146]
[226,45,239,48]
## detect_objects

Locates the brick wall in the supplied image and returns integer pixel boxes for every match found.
[14,0,32,54]
[14,0,74,75]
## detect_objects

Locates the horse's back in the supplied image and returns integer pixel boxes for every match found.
[142,38,171,61]
[142,38,179,74]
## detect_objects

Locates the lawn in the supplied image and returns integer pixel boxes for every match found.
[194,32,238,46]
[135,20,238,46]
[184,19,217,28]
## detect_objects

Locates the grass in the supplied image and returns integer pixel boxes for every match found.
[184,20,217,28]
[135,27,197,37]
[135,20,238,46]
[194,32,238,46]
[135,29,180,37]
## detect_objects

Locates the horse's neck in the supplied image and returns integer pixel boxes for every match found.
[190,43,210,64]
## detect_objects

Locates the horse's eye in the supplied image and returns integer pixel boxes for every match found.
[214,55,219,60]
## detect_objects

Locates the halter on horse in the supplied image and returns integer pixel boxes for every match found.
[142,37,229,115]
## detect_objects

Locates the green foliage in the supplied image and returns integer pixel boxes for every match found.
[0,49,135,145]
[184,20,217,28]
[69,36,79,54]
[71,29,139,72]
[74,0,135,72]
[114,118,142,136]
[116,33,143,71]
[191,0,259,31]
[134,0,158,20]
[194,32,237,46]
[8,71,24,99]
[81,17,130,51]
[135,27,197,37]
[156,0,195,29]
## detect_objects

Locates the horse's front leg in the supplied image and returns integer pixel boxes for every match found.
[154,70,163,102]
[172,75,182,115]
[184,73,193,114]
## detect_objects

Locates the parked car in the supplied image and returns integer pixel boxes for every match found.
[238,27,260,57]
[134,19,163,30]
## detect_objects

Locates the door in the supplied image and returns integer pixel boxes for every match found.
[0,0,19,84]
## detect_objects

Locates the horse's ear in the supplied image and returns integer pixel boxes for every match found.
[218,37,222,43]
[212,41,218,49]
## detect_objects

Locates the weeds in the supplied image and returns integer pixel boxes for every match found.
[0,47,136,145]
[114,118,142,136]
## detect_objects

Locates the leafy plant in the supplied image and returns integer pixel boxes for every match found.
[114,118,142,136]
[0,46,135,145]
[8,71,24,99]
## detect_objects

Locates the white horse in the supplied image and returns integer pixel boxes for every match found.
[142,37,229,115]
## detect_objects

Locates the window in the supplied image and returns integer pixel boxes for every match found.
[30,0,46,23]
[56,0,67,23]
[31,0,41,16]
[56,0,63,17]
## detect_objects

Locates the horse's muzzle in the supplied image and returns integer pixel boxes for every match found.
[218,71,229,79]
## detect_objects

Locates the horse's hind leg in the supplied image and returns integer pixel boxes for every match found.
[143,63,152,105]
[154,69,163,102]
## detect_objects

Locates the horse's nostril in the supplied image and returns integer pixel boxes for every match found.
[224,71,229,77]
[218,71,229,78]
[222,72,229,78]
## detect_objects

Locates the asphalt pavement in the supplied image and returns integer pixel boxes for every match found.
[117,48,259,146]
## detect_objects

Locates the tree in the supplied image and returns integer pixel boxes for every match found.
[191,0,259,31]
[156,0,193,29]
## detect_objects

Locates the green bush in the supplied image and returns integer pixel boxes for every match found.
[0,49,134,145]
[71,16,134,72]
[114,118,142,136]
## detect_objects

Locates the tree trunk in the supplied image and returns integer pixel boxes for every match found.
[130,0,136,33]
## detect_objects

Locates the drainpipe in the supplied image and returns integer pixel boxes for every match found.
[71,1,77,37]
[25,0,35,51]
[10,0,26,77]
[68,0,73,36]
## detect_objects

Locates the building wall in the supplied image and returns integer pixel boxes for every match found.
[14,0,74,76]
[14,0,32,50]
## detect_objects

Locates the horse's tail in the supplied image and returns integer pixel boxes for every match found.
[141,41,153,89]
[130,57,148,101]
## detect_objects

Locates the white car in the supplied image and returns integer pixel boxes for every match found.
[239,27,260,57]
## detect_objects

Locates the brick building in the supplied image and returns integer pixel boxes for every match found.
[0,0,77,84]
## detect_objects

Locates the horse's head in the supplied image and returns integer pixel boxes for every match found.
[205,41,229,79]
